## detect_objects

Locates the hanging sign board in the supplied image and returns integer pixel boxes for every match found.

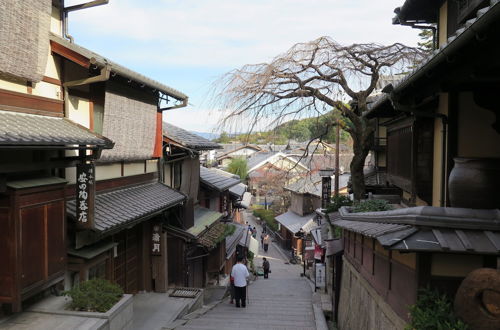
[151,223,162,256]
[315,263,326,288]
[321,177,332,209]
[76,162,95,229]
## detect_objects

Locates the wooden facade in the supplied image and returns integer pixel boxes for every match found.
[0,182,67,312]
[343,230,418,321]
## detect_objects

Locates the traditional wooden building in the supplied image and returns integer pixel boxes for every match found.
[331,1,500,329]
[162,123,234,287]
[0,0,188,312]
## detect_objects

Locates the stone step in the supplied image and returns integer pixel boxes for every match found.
[191,310,315,321]
[184,317,315,328]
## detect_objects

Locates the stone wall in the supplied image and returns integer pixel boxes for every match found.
[338,259,406,330]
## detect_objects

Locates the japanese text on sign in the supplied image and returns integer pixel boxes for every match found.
[76,163,95,229]
[151,224,162,256]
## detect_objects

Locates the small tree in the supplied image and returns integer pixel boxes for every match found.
[227,157,248,180]
[214,37,423,200]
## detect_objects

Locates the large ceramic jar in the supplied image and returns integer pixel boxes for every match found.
[448,157,500,209]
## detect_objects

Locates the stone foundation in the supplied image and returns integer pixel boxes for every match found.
[338,258,406,330]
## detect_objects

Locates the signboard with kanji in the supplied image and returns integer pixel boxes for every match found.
[321,176,332,209]
[315,263,326,288]
[151,223,162,256]
[76,162,95,229]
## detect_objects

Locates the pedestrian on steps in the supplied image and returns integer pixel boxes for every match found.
[263,234,270,252]
[262,257,270,279]
[229,275,235,304]
[231,256,249,308]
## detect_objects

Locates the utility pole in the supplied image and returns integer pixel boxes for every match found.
[334,119,340,197]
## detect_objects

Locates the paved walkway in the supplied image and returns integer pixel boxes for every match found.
[176,211,316,330]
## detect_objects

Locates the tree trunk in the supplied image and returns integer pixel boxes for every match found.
[349,117,374,200]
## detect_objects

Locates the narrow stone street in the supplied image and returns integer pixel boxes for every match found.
[176,211,317,330]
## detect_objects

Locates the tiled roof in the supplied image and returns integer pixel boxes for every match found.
[229,183,247,198]
[334,206,500,254]
[0,110,113,148]
[50,34,187,101]
[285,174,322,196]
[275,211,317,234]
[163,122,221,150]
[187,206,223,236]
[198,222,226,250]
[199,166,240,192]
[67,182,185,233]
[247,151,280,170]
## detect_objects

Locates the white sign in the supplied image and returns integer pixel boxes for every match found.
[315,263,326,288]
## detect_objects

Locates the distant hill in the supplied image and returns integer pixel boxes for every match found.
[189,131,219,141]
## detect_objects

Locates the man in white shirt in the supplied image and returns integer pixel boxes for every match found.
[231,256,249,308]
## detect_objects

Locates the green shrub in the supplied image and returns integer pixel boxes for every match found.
[352,199,392,213]
[406,288,468,330]
[325,195,353,213]
[253,209,278,231]
[64,278,123,313]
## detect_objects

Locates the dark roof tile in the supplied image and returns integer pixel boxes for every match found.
[163,122,221,150]
[67,182,185,234]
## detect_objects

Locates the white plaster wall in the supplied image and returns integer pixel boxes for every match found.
[123,162,145,176]
[146,159,158,173]
[32,81,61,99]
[96,163,122,181]
[0,79,27,93]
[68,95,90,128]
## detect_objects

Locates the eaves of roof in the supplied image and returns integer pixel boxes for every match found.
[49,34,188,101]
[333,206,500,255]
[366,1,500,117]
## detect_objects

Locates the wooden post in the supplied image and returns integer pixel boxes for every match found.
[335,120,340,197]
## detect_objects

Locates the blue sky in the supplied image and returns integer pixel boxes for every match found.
[66,0,420,133]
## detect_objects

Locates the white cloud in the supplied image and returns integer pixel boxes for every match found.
[65,0,420,132]
[67,0,419,68]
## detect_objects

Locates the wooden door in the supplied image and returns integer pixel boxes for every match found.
[20,206,46,288]
[114,227,141,293]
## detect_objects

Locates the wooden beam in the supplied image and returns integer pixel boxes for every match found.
[0,88,64,114]
[50,40,90,68]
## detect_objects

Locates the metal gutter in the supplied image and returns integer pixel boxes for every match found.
[49,33,188,102]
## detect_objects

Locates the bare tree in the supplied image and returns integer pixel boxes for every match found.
[214,36,423,200]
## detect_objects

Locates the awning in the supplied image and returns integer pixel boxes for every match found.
[187,206,223,237]
[275,211,317,234]
[226,224,245,259]
[67,182,185,234]
[238,192,252,209]
[229,183,247,199]
[68,241,118,260]
[0,110,113,149]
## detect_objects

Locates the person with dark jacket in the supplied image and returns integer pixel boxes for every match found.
[262,257,270,279]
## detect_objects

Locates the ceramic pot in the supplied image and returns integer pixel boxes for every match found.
[448,157,500,209]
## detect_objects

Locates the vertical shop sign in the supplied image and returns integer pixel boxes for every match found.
[76,162,95,229]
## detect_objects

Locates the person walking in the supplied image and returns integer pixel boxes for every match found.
[231,256,249,308]
[262,257,270,279]
[251,226,257,239]
[263,234,270,252]
[229,275,235,304]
